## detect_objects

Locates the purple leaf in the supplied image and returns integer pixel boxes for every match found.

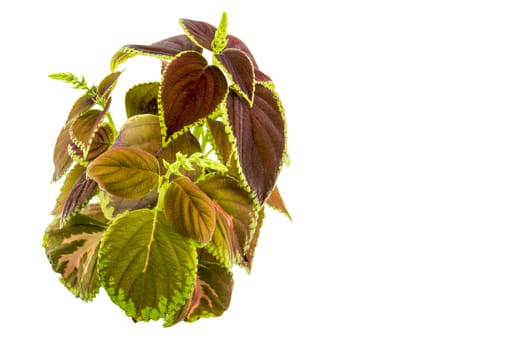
[160,51,227,144]
[226,85,286,204]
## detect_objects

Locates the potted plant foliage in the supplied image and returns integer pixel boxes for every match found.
[43,12,290,327]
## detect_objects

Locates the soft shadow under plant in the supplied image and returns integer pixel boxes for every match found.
[43,12,290,326]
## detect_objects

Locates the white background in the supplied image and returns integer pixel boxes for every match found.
[1,0,527,348]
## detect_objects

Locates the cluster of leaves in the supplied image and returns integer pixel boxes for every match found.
[43,13,289,327]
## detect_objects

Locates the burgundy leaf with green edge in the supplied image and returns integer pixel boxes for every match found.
[52,165,85,217]
[215,48,255,104]
[53,125,74,181]
[160,51,227,144]
[110,35,203,71]
[69,124,115,163]
[69,98,112,157]
[164,176,216,244]
[97,71,121,99]
[226,85,286,204]
[198,174,256,267]
[207,119,234,168]
[45,213,107,301]
[128,35,202,56]
[225,35,272,83]
[179,18,270,83]
[67,94,95,125]
[185,252,234,322]
[125,82,159,118]
[86,146,160,199]
[179,18,216,50]
[266,186,291,220]
[61,169,98,225]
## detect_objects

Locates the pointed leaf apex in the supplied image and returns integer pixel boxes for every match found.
[212,12,229,54]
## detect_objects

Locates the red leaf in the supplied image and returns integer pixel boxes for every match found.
[225,35,272,82]
[160,51,227,143]
[127,35,203,56]
[179,18,216,50]
[226,85,286,204]
[215,48,255,103]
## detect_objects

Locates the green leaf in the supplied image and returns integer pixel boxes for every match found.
[159,51,228,145]
[185,253,234,322]
[113,114,162,155]
[215,48,255,105]
[110,35,202,71]
[164,176,216,244]
[226,85,286,204]
[98,209,198,323]
[125,82,160,118]
[87,146,160,199]
[212,12,229,54]
[198,174,256,267]
[97,71,122,99]
[45,213,107,301]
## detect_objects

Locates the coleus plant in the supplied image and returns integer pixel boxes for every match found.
[43,12,290,327]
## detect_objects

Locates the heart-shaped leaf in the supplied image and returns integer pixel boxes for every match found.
[45,213,107,301]
[226,85,286,204]
[164,176,216,244]
[215,48,255,104]
[159,51,227,145]
[98,209,197,323]
[87,146,160,199]
[197,174,256,267]
[125,82,159,118]
[111,35,203,71]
